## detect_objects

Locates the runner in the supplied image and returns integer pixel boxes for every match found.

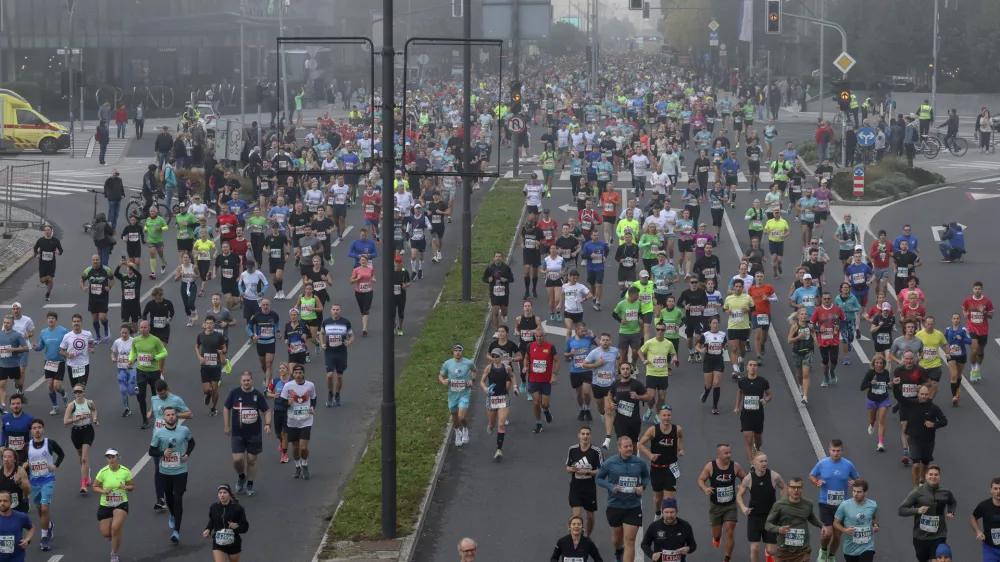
[113,258,143,333]
[149,405,195,543]
[787,308,815,405]
[747,271,777,365]
[279,364,316,479]
[0,449,29,517]
[110,324,136,417]
[0,318,29,412]
[892,239,921,297]
[121,215,145,272]
[640,497,697,560]
[899,384,948,488]
[734,359,772,464]
[0,490,32,559]
[62,384,97,494]
[566,427,603,537]
[809,439,861,562]
[916,316,948,398]
[81,255,115,345]
[736,451,785,562]
[833,479,879,562]
[94,450,133,562]
[203,483,250,561]
[223,371,271,496]
[898,465,956,562]
[723,279,754,377]
[637,405,684,511]
[214,243,244,312]
[697,317,727,415]
[812,292,846,387]
[892,350,928,465]
[961,281,993,382]
[596,436,648,562]
[969,478,1000,562]
[144,204,169,279]
[266,363,291,464]
[263,225,289,301]
[764,476,826,562]
[246,299,280,387]
[32,225,63,301]
[197,317,228,415]
[483,252,515,331]
[763,208,789,279]
[859,354,892,452]
[58,313,96,389]
[525,326,559,434]
[237,259,269,324]
[129,321,169,429]
[26,419,63,551]
[581,230,609,311]
[320,304,354,407]
[34,312,69,414]
[943,313,970,405]
[638,320,677,417]
[613,287,643,366]
[284,307,312,371]
[608,361,649,447]
[142,288,175,372]
[0,394,32,468]
[697,443,746,561]
[479,349,513,459]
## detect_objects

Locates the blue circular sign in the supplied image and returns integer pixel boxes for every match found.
[856,127,876,147]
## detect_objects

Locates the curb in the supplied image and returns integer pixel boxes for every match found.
[0,240,37,286]
[801,153,949,207]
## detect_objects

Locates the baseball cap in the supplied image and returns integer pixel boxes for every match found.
[639,270,650,278]
[414,203,422,208]
[394,255,403,263]
[854,244,864,251]
[105,449,119,457]
[881,302,892,310]
[802,273,813,280]
[453,344,464,352]
[10,302,20,309]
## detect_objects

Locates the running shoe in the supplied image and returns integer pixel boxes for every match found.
[700,388,710,403]
[326,397,333,408]
[302,466,311,480]
[556,312,563,321]
[335,396,342,406]
[49,407,58,416]
[40,537,50,551]
[532,424,543,434]
[584,410,593,422]
[236,476,247,494]
[543,410,553,423]
[549,313,556,321]
[170,531,179,544]
[867,424,874,435]
[821,377,830,387]
[280,452,289,463]
[494,449,503,459]
[843,356,852,366]
[154,498,167,510]
[246,483,256,496]
[877,442,885,452]
[602,437,611,449]
[577,410,586,422]
[294,466,302,479]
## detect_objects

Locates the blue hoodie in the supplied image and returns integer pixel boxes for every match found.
[596,453,649,509]
[347,238,378,267]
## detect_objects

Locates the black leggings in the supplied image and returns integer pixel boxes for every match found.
[136,371,160,420]
[158,471,188,531]
[820,345,840,366]
[355,290,374,315]
[394,294,406,320]
[180,282,197,316]
[844,552,875,562]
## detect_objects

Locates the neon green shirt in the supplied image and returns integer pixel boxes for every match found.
[640,337,676,377]
[614,299,642,335]
[129,334,168,373]
[540,151,557,170]
[174,212,196,241]
[658,307,685,340]
[723,293,754,330]
[633,280,656,314]
[144,216,168,244]
[96,465,133,507]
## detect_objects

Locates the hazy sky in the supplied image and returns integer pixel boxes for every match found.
[551,0,660,33]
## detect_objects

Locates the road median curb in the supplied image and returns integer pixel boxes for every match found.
[312,179,527,562]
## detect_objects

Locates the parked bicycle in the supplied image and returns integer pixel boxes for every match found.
[914,135,940,159]
[832,111,858,130]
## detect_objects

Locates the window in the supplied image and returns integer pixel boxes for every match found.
[15,110,46,127]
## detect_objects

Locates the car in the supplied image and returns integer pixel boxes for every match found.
[177,102,219,136]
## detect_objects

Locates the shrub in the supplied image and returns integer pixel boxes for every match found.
[830,158,940,200]
[868,172,918,199]
[796,141,842,165]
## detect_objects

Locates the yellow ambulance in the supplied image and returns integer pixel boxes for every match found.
[0,89,70,154]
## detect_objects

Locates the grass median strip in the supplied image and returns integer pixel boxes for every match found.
[321,180,526,552]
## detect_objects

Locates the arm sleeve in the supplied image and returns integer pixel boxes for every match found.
[640,524,655,557]
[764,504,782,533]
[185,436,196,456]
[155,341,168,361]
[49,440,66,467]
[595,460,614,491]
[550,542,562,562]
[148,445,162,457]
[684,521,698,553]
[237,505,250,533]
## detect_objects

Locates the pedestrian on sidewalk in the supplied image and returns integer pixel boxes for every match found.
[154,126,173,170]
[114,104,128,139]
[98,100,112,124]
[97,120,111,166]
[103,169,125,232]
[134,103,145,139]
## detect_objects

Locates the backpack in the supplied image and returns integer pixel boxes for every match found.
[92,220,107,243]
[820,128,833,143]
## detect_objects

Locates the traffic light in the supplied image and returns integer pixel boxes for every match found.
[60,71,69,97]
[642,2,650,19]
[629,0,643,10]
[765,0,782,34]
[831,80,851,111]
[510,80,522,115]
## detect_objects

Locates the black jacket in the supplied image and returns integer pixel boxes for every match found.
[96,124,110,146]
[641,517,698,560]
[205,501,249,547]
[104,175,125,201]
[551,534,602,562]
[154,132,174,152]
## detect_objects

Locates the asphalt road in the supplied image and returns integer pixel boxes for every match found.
[0,144,511,562]
[415,135,999,561]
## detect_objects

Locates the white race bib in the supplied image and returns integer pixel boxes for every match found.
[715,485,734,503]
[489,395,508,410]
[215,529,235,545]
[919,514,940,533]
[240,408,259,425]
[743,395,760,410]
[785,528,805,547]
[44,360,60,372]
[0,535,14,554]
[852,525,872,544]
[617,401,635,417]
[825,490,844,506]
[71,365,87,378]
[161,452,181,469]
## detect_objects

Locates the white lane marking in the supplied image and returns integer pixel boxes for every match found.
[332,226,354,247]
[837,214,1000,434]
[972,176,1000,183]
[41,304,75,309]
[27,376,47,392]
[635,523,644,560]
[721,208,825,459]
[851,339,870,364]
[46,556,64,562]
[969,187,986,190]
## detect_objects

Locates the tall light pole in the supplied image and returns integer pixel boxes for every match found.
[818,0,825,119]
[277,0,289,130]
[931,0,938,116]
[240,0,246,128]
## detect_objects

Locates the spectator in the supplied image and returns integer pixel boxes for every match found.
[103,169,125,231]
[114,104,128,138]
[815,120,834,162]
[154,126,173,170]
[91,212,114,267]
[134,102,145,139]
[163,159,178,214]
[96,119,110,166]
[98,100,111,123]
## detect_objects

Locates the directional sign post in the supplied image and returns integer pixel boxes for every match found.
[708,19,719,32]
[853,166,865,198]
[508,115,526,134]
[709,31,719,47]
[856,127,876,147]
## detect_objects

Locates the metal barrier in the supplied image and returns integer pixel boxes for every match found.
[0,158,50,236]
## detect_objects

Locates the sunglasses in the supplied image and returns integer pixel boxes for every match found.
[73,390,84,394]
[660,404,672,411]
[655,327,666,332]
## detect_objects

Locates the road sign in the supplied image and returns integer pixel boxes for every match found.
[56,48,81,55]
[856,127,876,147]
[708,19,720,32]
[833,51,857,74]
[853,166,865,197]
[417,54,430,65]
[508,115,526,134]
[931,222,967,242]
[710,31,719,46]
[720,43,727,51]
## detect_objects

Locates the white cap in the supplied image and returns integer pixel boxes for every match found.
[639,270,650,277]
[854,244,863,251]
[881,302,892,310]
[802,273,813,280]
[105,449,119,457]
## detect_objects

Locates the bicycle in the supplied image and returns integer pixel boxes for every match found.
[125,193,174,226]
[914,135,940,159]
[933,131,968,157]
[831,111,858,130]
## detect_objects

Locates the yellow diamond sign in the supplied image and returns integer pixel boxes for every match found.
[833,51,856,74]
[708,20,720,32]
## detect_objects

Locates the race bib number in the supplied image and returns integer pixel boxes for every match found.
[949,344,962,356]
[852,273,866,285]
[0,535,14,553]
[821,328,835,341]
[432,215,443,224]
[573,355,586,369]
[902,383,919,397]
[591,254,603,264]
[622,257,634,268]
[639,293,652,304]
[365,204,375,214]
[260,326,274,338]
[161,452,181,469]
[919,515,940,533]
[71,365,87,378]
[896,266,909,278]
[358,282,372,292]
[826,490,844,506]
[971,311,984,324]
[524,239,537,249]
[604,203,615,213]
[90,283,104,295]
[123,288,136,300]
[105,492,124,507]
[240,408,259,425]
[393,284,402,296]
[531,359,548,373]
[215,529,235,545]
[743,395,760,410]
[44,360,60,372]
[41,251,53,261]
[547,271,561,281]
[489,395,508,410]
[871,381,887,395]
[137,353,154,368]
[128,232,140,242]
[177,230,190,240]
[116,356,130,369]
[785,528,805,547]
[652,356,668,369]
[197,251,210,261]
[731,310,745,323]
[756,314,770,326]
[313,281,327,291]
[922,348,937,361]
[670,462,681,479]
[595,370,613,386]
[876,332,891,345]
[30,460,49,478]
[852,525,872,544]
[449,379,467,392]
[617,401,635,417]
[328,334,343,347]
[291,405,311,420]
[661,551,681,562]
[625,309,639,322]
[618,475,638,493]
[220,225,231,235]
[270,248,283,259]
[715,485,734,503]
[203,353,218,366]
[663,323,679,336]
[492,284,506,297]
[153,317,167,329]
[689,305,704,317]
[991,528,1000,545]
[751,220,762,229]
[222,268,234,279]
[6,436,22,451]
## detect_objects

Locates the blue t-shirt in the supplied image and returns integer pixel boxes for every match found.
[810,457,860,506]
[584,347,620,387]
[440,358,476,396]
[944,326,970,359]
[0,510,32,562]
[0,331,27,370]
[35,326,69,363]
[565,336,596,374]
[793,285,821,319]
[845,263,873,295]
[151,424,194,475]
[269,377,289,411]
[150,393,190,427]
[834,498,878,555]
[581,241,609,272]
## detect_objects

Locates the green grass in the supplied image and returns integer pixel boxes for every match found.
[321,182,525,551]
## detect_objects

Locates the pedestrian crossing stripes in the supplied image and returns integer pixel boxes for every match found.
[502,169,775,184]
[3,177,105,202]
[76,136,129,160]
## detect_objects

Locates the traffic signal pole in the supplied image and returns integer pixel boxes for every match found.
[511,0,521,178]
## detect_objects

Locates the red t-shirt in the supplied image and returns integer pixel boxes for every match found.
[963,295,994,336]
[526,341,557,383]
[748,284,775,317]
[217,214,239,241]
[899,304,926,325]
[811,305,845,347]
[228,238,249,266]
[362,193,382,222]
[578,209,602,234]
[869,240,893,269]
[893,366,927,400]
[537,218,559,247]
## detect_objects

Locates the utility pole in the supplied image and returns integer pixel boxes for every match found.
[379,0,397,541]
[931,0,938,117]
[511,0,521,177]
[240,0,246,129]
[66,0,75,158]
[818,0,825,119]
[277,0,290,133]
[461,0,472,299]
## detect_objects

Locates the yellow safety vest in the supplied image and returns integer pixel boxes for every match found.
[919,105,932,120]
[849,94,859,109]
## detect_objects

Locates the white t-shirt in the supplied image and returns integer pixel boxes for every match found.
[111,338,134,370]
[557,130,570,148]
[630,154,650,177]
[280,380,317,428]
[321,159,338,171]
[543,255,564,280]
[238,270,268,301]
[649,172,670,193]
[571,132,585,151]
[188,203,209,220]
[59,330,94,368]
[358,138,373,157]
[562,282,591,314]
[524,184,544,207]
[394,191,414,216]
[11,316,33,338]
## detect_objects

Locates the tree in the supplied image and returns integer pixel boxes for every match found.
[599,17,637,42]
[541,21,589,56]
[660,0,714,51]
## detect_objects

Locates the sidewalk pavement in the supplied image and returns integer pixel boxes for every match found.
[0,205,45,287]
